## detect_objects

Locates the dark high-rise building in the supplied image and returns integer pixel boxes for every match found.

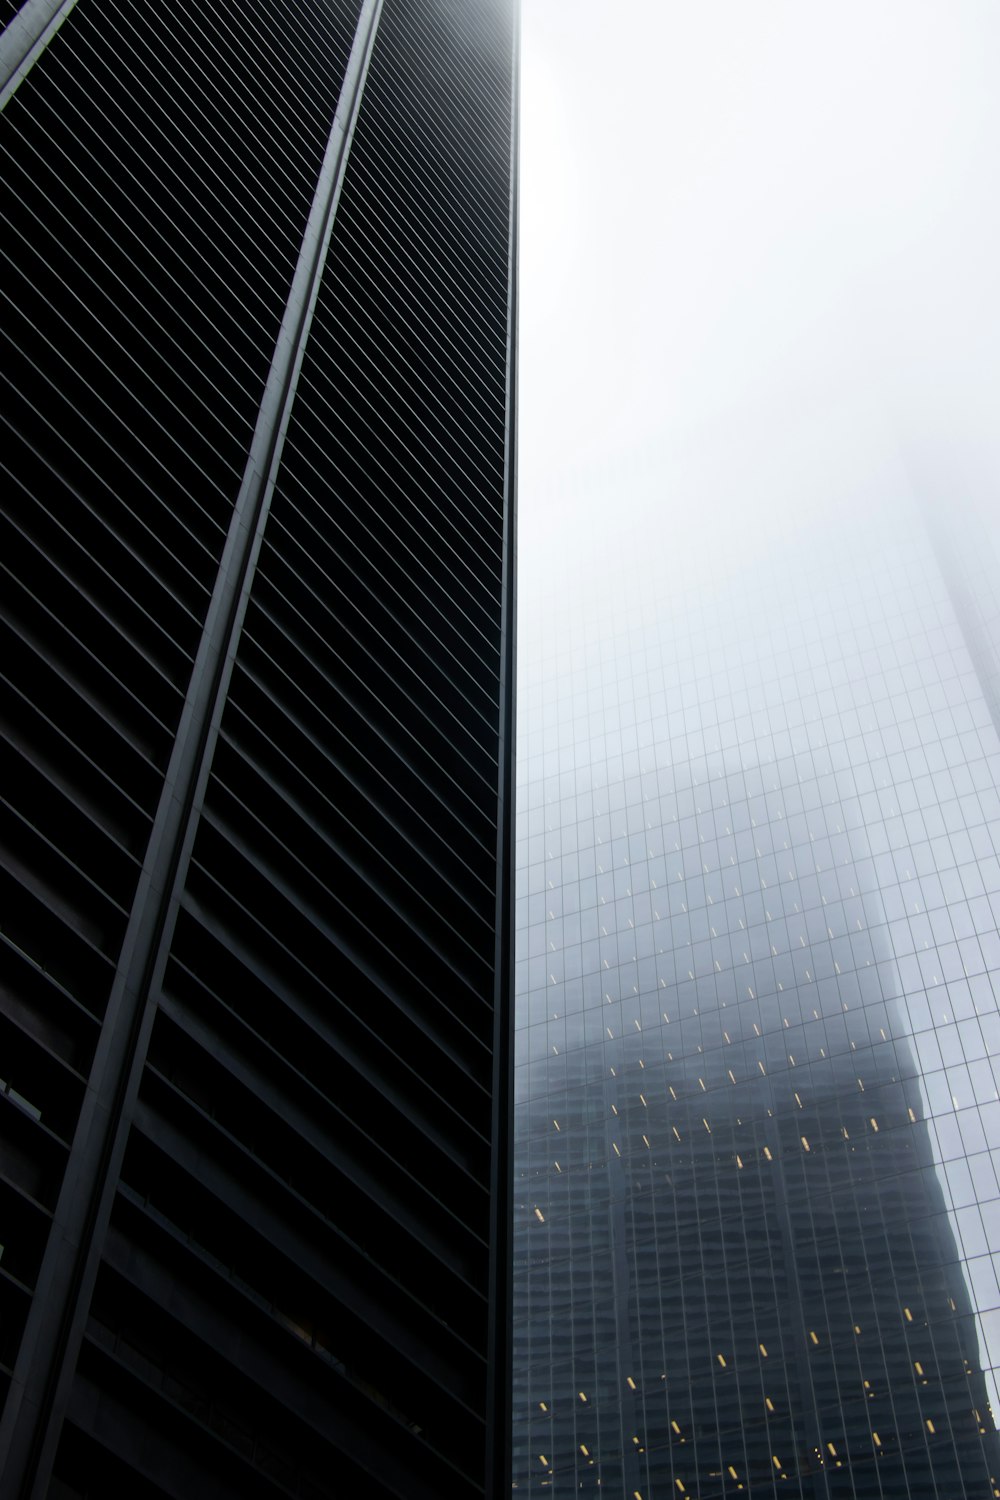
[0,2,517,1496]
[513,482,1000,1497]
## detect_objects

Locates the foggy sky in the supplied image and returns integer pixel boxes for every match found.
[518,0,1000,607]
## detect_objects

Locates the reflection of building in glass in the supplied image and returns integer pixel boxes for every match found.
[0,3,516,1496]
[513,490,1000,1496]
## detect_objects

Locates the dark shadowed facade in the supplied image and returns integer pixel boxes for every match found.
[0,1,517,1495]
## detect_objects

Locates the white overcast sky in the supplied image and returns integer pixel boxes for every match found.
[517,0,1000,599]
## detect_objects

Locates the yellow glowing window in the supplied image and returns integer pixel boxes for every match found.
[763,1146,773,1161]
[539,1401,548,1412]
[759,1343,768,1357]
[765,1397,775,1412]
[915,1361,924,1375]
[728,1466,739,1479]
[926,1419,936,1434]
[870,1117,879,1132]
[578,1391,587,1403]
[810,1331,820,1345]
[580,1444,589,1457]
[626,1375,637,1390]
[534,1208,545,1222]
[801,1136,811,1152]
[717,1353,727,1368]
[772,1456,782,1470]
[671,1420,681,1434]
[904,1308,913,1322]
[827,1442,837,1456]
[675,1483,686,1494]
[873,1432,881,1446]
[539,1455,548,1466]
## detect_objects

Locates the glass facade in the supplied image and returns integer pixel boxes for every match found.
[513,475,1000,1497]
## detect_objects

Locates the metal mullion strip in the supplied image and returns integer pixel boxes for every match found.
[319,316,509,546]
[2,672,155,832]
[3,493,196,675]
[0,442,211,626]
[253,571,500,801]
[162,0,353,138]
[329,283,506,506]
[237,618,497,854]
[261,537,500,761]
[0,278,246,514]
[40,37,306,285]
[278,437,503,684]
[134,1073,492,1383]
[227,657,498,896]
[0,315,236,534]
[17,53,301,308]
[271,507,500,723]
[361,85,512,243]
[356,85,511,273]
[332,188,508,376]
[181,858,494,1115]
[0,931,102,1041]
[271,502,501,716]
[0,795,132,923]
[364,63,509,217]
[345,123,510,329]
[408,0,512,98]
[220,697,496,923]
[373,13,509,155]
[179,0,358,135]
[331,278,507,494]
[333,243,508,454]
[0,400,222,601]
[485,3,518,1494]
[1,131,281,377]
[102,0,330,220]
[296,349,505,583]
[0,548,182,725]
[3,214,257,481]
[0,558,179,743]
[195,810,494,1065]
[0,0,77,111]
[352,120,509,310]
[283,383,504,637]
[0,6,384,1494]
[366,26,511,205]
[2,754,142,880]
[1,139,268,403]
[203,772,494,986]
[157,973,492,1255]
[279,424,503,666]
[329,198,509,402]
[94,5,324,211]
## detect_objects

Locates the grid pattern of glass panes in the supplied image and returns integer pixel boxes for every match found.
[512,486,1000,1498]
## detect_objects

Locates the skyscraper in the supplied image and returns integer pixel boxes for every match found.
[0,2,517,1496]
[513,466,1000,1497]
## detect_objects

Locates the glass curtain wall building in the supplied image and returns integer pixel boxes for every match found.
[513,453,1000,1498]
[0,1,516,1496]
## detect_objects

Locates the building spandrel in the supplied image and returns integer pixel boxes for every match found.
[513,460,1000,1498]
